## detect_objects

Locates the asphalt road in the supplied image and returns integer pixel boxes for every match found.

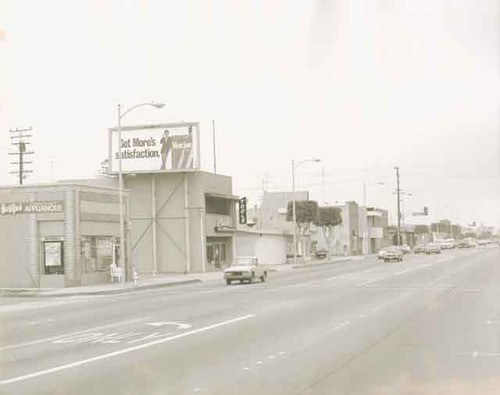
[1,246,499,395]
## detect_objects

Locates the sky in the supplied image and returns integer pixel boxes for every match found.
[0,0,499,229]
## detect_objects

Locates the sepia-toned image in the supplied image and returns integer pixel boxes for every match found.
[0,1,499,394]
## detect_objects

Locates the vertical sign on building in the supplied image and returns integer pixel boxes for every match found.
[239,197,247,224]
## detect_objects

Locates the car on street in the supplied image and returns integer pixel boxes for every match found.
[315,249,328,259]
[413,244,426,254]
[425,243,442,254]
[380,247,404,262]
[440,240,456,249]
[223,256,267,285]
[377,247,390,260]
[456,239,475,248]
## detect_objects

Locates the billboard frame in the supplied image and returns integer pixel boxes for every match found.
[108,122,201,175]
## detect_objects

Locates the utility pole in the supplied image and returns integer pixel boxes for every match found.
[395,166,401,245]
[9,127,34,185]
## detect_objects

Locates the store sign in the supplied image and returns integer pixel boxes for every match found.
[108,123,200,174]
[0,201,64,216]
[238,197,247,224]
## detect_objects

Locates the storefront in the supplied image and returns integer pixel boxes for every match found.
[0,183,127,288]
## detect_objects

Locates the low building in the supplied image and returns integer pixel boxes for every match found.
[125,171,238,274]
[0,183,127,288]
[363,207,389,254]
[247,191,310,258]
[234,228,288,265]
[312,201,362,257]
[0,170,239,288]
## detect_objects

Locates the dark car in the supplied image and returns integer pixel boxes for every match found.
[315,249,328,259]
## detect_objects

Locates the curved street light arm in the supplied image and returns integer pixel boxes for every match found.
[119,102,165,120]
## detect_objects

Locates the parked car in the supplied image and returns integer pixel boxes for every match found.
[381,247,404,262]
[456,240,475,248]
[413,244,426,254]
[223,256,267,285]
[440,240,456,249]
[425,243,442,254]
[315,249,328,259]
[377,247,391,260]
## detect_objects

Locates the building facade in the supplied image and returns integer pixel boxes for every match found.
[125,171,238,274]
[0,183,126,288]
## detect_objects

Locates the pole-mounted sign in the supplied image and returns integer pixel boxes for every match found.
[238,197,247,224]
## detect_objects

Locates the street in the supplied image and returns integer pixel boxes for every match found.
[1,247,499,395]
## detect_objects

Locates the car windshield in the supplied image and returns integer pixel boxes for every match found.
[235,257,255,266]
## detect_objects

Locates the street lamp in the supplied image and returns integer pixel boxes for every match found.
[291,157,321,264]
[116,101,165,281]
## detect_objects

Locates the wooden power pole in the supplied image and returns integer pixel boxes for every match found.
[9,127,34,185]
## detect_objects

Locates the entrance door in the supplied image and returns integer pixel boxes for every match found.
[206,241,228,270]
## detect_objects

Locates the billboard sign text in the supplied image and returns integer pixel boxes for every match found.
[108,123,200,174]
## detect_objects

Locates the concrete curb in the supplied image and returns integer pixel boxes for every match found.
[0,279,202,298]
[291,257,357,269]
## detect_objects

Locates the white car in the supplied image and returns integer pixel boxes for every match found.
[223,256,267,285]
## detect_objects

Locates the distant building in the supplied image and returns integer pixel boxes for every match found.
[313,201,361,256]
[363,207,389,254]
[238,191,312,261]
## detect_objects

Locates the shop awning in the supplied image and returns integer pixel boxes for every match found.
[205,192,240,201]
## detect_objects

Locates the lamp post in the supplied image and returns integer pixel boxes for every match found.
[116,102,165,281]
[362,181,384,255]
[291,157,321,264]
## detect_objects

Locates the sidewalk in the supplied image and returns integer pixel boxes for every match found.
[0,256,364,298]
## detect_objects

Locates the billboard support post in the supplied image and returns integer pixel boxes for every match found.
[151,174,157,275]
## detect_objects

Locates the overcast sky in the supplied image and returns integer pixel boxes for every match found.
[1,0,499,229]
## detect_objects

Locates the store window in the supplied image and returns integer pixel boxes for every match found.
[205,195,231,215]
[81,236,115,273]
[43,241,64,275]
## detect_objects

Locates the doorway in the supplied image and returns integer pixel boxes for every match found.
[206,239,229,270]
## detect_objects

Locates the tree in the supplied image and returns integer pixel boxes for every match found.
[313,206,342,259]
[286,200,319,258]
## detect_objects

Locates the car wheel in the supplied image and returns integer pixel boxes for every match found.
[226,279,231,285]
[260,272,267,282]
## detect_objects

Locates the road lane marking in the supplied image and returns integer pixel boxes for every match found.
[0,317,150,352]
[0,314,255,386]
[394,269,412,275]
[145,322,192,329]
[357,278,383,286]
[127,332,173,344]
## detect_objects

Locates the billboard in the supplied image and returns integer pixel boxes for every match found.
[108,123,200,174]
